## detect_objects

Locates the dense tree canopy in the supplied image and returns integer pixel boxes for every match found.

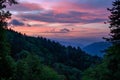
[6,29,101,80]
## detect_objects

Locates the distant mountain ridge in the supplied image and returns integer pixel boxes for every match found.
[83,42,112,57]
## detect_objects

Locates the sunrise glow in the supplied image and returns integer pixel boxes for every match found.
[8,0,113,46]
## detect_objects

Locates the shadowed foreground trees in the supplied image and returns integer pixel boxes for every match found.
[0,0,17,80]
[82,0,120,80]
[15,53,64,80]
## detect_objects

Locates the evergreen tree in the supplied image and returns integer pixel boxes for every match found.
[15,59,29,80]
[107,0,120,43]
[0,0,17,79]
[105,0,120,79]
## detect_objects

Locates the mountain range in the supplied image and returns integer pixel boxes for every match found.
[83,42,111,57]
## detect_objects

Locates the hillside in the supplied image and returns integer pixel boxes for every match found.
[83,42,111,57]
[6,29,101,80]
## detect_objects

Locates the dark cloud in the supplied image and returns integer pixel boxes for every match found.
[19,11,106,23]
[45,28,70,33]
[60,28,70,33]
[10,19,25,26]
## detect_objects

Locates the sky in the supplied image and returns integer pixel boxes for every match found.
[7,0,113,47]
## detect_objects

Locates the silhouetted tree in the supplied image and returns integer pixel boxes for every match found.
[107,0,120,43]
[0,0,17,79]
[105,0,120,79]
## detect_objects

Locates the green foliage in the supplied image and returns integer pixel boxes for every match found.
[53,63,82,80]
[41,66,64,80]
[25,54,43,80]
[14,52,65,80]
[0,54,16,80]
[15,59,29,80]
[104,44,120,80]
[82,63,109,80]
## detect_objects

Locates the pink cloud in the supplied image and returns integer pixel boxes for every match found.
[6,1,109,25]
[7,0,111,46]
[50,1,106,14]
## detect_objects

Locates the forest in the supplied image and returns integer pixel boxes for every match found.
[0,0,120,80]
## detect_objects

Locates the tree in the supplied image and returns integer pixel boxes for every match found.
[105,0,120,79]
[15,60,29,80]
[107,0,120,43]
[0,0,17,29]
[0,0,17,80]
[17,53,65,80]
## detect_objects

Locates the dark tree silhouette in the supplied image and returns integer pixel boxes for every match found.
[105,1,120,79]
[107,0,120,43]
[0,0,17,80]
[0,0,17,27]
